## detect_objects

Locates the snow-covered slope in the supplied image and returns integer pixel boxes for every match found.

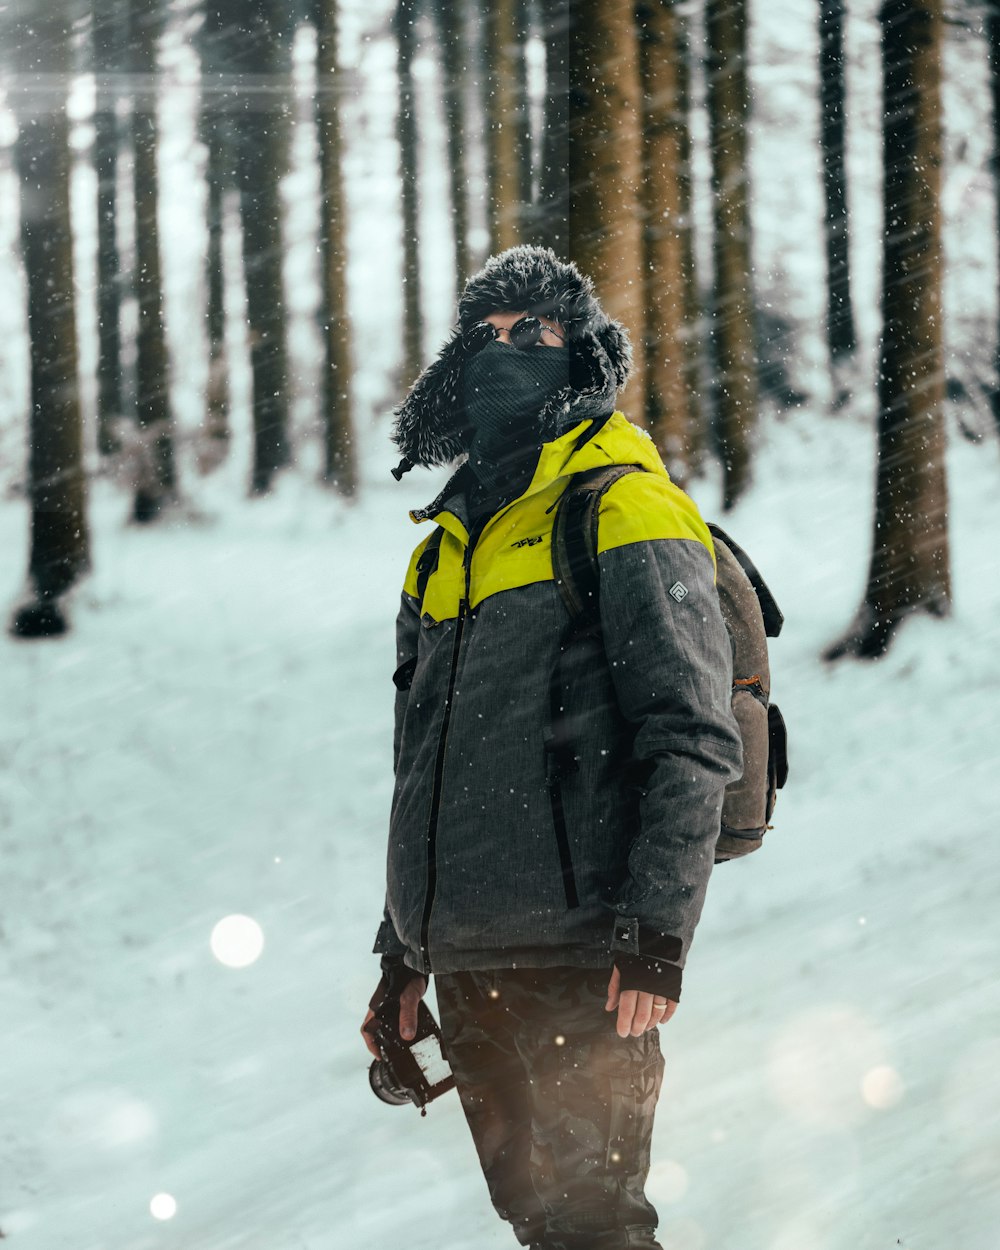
[2,0,1000,1245]
[1,416,998,1250]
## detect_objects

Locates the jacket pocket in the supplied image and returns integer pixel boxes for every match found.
[544,735,580,910]
[392,655,417,691]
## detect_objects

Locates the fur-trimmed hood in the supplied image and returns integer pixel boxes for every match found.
[390,245,633,471]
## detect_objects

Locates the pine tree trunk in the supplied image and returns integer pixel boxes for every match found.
[430,0,472,296]
[676,11,705,473]
[11,4,90,636]
[93,0,125,457]
[395,0,423,385]
[485,0,529,252]
[637,0,696,481]
[198,5,234,473]
[128,3,176,522]
[317,0,358,494]
[985,2,1000,436]
[705,0,757,509]
[826,0,950,660]
[232,1,293,494]
[566,0,647,419]
[819,0,856,363]
[533,0,569,254]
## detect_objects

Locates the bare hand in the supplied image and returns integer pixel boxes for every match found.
[605,965,677,1038]
[361,975,428,1060]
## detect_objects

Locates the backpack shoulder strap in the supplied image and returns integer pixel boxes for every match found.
[552,464,645,630]
[707,522,784,638]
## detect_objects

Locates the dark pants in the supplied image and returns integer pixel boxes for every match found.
[435,966,665,1250]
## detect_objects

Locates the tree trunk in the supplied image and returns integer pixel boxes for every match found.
[316,0,359,494]
[395,0,423,385]
[92,0,125,457]
[430,0,472,296]
[533,0,570,255]
[566,0,647,419]
[10,4,90,636]
[231,1,293,495]
[637,0,697,482]
[819,0,856,363]
[825,0,950,660]
[705,0,757,509]
[985,2,1000,436]
[128,2,176,521]
[484,0,530,252]
[198,5,235,473]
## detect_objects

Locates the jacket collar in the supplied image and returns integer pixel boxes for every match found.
[408,413,668,541]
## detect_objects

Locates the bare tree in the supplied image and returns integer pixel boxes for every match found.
[826,0,950,660]
[566,0,647,415]
[819,0,856,366]
[234,2,294,493]
[395,0,423,385]
[129,1,177,521]
[705,0,758,508]
[637,0,699,481]
[429,0,473,295]
[9,3,90,638]
[198,2,236,470]
[533,0,569,254]
[316,0,358,493]
[92,0,126,458]
[985,0,1000,436]
[484,0,531,252]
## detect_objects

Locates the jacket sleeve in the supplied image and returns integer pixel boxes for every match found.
[373,564,424,961]
[596,475,744,1000]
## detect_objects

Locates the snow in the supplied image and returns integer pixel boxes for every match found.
[1,416,998,1250]
[2,0,1000,1246]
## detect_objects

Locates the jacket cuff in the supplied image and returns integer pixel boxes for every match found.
[372,916,407,959]
[369,955,427,1010]
[614,952,682,1001]
[610,915,684,963]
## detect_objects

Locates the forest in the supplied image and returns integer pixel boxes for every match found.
[2,0,994,653]
[2,3,1000,1247]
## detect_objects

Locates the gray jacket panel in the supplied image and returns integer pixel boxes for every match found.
[375,497,743,983]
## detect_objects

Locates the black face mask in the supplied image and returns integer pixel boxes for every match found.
[462,341,569,490]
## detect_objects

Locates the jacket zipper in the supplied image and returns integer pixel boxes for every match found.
[417,517,488,973]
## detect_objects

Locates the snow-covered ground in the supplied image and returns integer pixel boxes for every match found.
[2,0,1000,1246]
[1,414,999,1250]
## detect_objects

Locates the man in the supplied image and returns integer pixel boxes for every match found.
[362,245,743,1250]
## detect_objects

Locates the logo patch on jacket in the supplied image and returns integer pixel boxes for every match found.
[669,581,689,602]
[511,536,543,549]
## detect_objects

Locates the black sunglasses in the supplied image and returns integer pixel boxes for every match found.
[462,316,566,353]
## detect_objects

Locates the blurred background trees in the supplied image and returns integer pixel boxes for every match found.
[0,0,992,654]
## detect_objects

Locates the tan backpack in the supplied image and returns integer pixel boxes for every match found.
[551,465,788,863]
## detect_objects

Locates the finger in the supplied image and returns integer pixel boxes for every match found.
[616,990,638,1038]
[605,965,621,1012]
[360,1011,381,1060]
[661,1000,679,1026]
[398,979,424,1040]
[646,1003,667,1032]
[630,993,654,1036]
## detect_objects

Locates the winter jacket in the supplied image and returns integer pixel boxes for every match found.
[373,412,744,999]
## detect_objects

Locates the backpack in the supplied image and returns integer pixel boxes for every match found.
[551,465,788,863]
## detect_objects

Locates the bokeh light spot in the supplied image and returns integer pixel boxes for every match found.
[861,1064,904,1109]
[648,1157,689,1202]
[150,1192,177,1221]
[210,914,265,968]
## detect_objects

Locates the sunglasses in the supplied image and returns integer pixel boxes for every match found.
[462,316,566,353]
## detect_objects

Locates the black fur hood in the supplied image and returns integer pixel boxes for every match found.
[390,245,633,470]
